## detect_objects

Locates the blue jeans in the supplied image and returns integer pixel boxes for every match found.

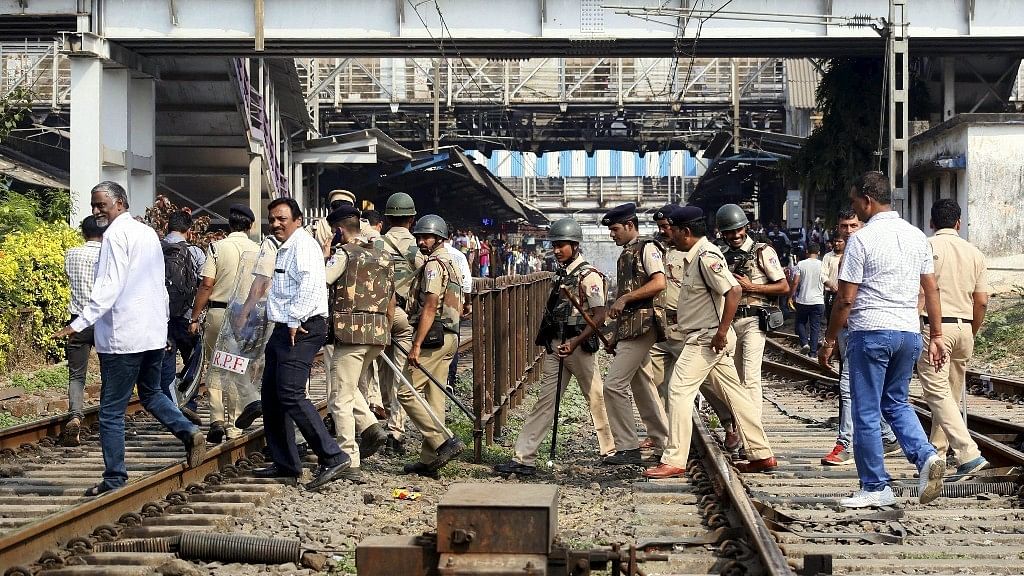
[98,349,198,488]
[837,328,896,447]
[847,330,936,491]
[160,317,198,400]
[795,303,824,353]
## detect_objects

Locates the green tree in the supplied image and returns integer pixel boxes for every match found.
[784,57,928,221]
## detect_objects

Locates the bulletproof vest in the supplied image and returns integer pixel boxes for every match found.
[383,230,420,300]
[550,261,603,327]
[408,255,463,332]
[332,241,394,346]
[615,236,666,341]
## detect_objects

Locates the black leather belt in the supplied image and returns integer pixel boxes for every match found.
[208,301,228,309]
[922,316,972,325]
[735,305,762,318]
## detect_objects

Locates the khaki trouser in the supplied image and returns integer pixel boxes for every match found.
[917,322,981,464]
[397,332,456,465]
[359,358,383,407]
[732,316,767,421]
[604,330,669,451]
[661,328,774,469]
[514,349,615,465]
[378,307,413,440]
[328,343,384,467]
[204,307,260,437]
[651,331,735,429]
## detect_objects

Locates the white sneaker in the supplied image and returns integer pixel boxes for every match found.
[918,453,945,504]
[839,486,896,508]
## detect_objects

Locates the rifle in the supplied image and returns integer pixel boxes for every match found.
[560,286,616,355]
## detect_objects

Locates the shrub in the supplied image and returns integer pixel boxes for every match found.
[0,222,82,371]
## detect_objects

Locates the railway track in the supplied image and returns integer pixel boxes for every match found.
[0,374,329,574]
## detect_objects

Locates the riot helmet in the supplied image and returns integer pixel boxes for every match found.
[715,204,749,232]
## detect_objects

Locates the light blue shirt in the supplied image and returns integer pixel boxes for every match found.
[70,212,169,353]
[267,228,329,328]
[839,211,933,333]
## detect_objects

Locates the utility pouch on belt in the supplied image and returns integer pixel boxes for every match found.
[758,306,785,332]
[581,333,600,354]
[422,318,445,349]
[616,303,665,342]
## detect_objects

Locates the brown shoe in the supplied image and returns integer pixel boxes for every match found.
[643,463,687,479]
[736,457,778,473]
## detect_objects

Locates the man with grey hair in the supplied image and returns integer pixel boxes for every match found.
[55,181,205,496]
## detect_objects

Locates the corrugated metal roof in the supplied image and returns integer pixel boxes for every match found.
[785,59,821,110]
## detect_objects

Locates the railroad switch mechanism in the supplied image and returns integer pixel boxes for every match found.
[356,483,664,576]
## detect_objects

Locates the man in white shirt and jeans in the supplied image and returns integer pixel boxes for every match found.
[790,243,825,356]
[55,181,205,496]
[819,171,947,509]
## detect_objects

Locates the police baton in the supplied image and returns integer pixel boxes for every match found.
[391,341,475,421]
[377,350,454,440]
[559,286,616,355]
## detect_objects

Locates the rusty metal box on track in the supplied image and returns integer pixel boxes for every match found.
[356,535,437,576]
[436,483,558,555]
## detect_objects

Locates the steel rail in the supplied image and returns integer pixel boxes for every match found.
[691,411,793,576]
[0,398,327,568]
[0,398,145,451]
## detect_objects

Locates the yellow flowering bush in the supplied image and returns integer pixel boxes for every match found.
[0,222,81,372]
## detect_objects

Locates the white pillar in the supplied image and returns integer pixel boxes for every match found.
[942,57,956,121]
[128,74,155,209]
[69,57,102,224]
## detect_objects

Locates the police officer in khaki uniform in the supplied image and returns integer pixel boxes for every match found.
[379,192,425,452]
[715,204,789,426]
[324,205,396,483]
[916,199,990,477]
[492,218,614,476]
[650,205,740,453]
[600,203,670,465]
[645,206,777,479]
[400,214,466,477]
[189,204,263,443]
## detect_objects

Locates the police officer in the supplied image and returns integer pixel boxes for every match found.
[650,205,741,455]
[715,204,789,427]
[916,199,989,477]
[189,204,263,443]
[399,214,466,477]
[644,206,777,479]
[324,205,396,483]
[600,203,669,465]
[492,218,614,476]
[378,192,425,453]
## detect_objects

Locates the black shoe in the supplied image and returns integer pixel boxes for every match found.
[359,423,390,459]
[184,430,206,468]
[251,463,301,479]
[431,437,466,471]
[207,422,225,445]
[601,449,642,466]
[403,461,440,479]
[339,467,367,484]
[234,401,263,430]
[493,461,536,477]
[323,414,337,437]
[385,436,406,456]
[296,442,309,458]
[305,455,352,491]
[181,406,202,426]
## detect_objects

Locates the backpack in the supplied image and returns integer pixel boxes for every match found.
[163,241,198,318]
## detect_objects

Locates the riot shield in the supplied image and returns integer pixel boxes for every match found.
[172,323,205,408]
[209,250,274,405]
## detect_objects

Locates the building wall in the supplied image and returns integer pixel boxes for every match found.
[965,124,1024,278]
[908,123,968,231]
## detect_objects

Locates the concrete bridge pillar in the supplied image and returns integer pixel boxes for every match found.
[69,52,155,223]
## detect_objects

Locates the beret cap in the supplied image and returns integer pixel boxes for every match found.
[669,205,704,226]
[228,203,255,221]
[654,203,678,221]
[601,202,637,226]
[327,205,361,224]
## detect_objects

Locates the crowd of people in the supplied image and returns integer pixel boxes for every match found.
[53,171,991,507]
[450,227,552,277]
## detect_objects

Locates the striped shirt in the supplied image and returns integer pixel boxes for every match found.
[839,211,933,332]
[267,227,329,328]
[65,240,102,315]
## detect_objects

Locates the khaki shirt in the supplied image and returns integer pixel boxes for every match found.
[361,221,380,240]
[821,250,842,291]
[409,245,461,329]
[383,226,425,300]
[924,228,988,319]
[201,232,260,303]
[662,247,685,312]
[565,256,606,323]
[308,218,333,248]
[325,244,350,286]
[735,236,786,306]
[675,236,738,331]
